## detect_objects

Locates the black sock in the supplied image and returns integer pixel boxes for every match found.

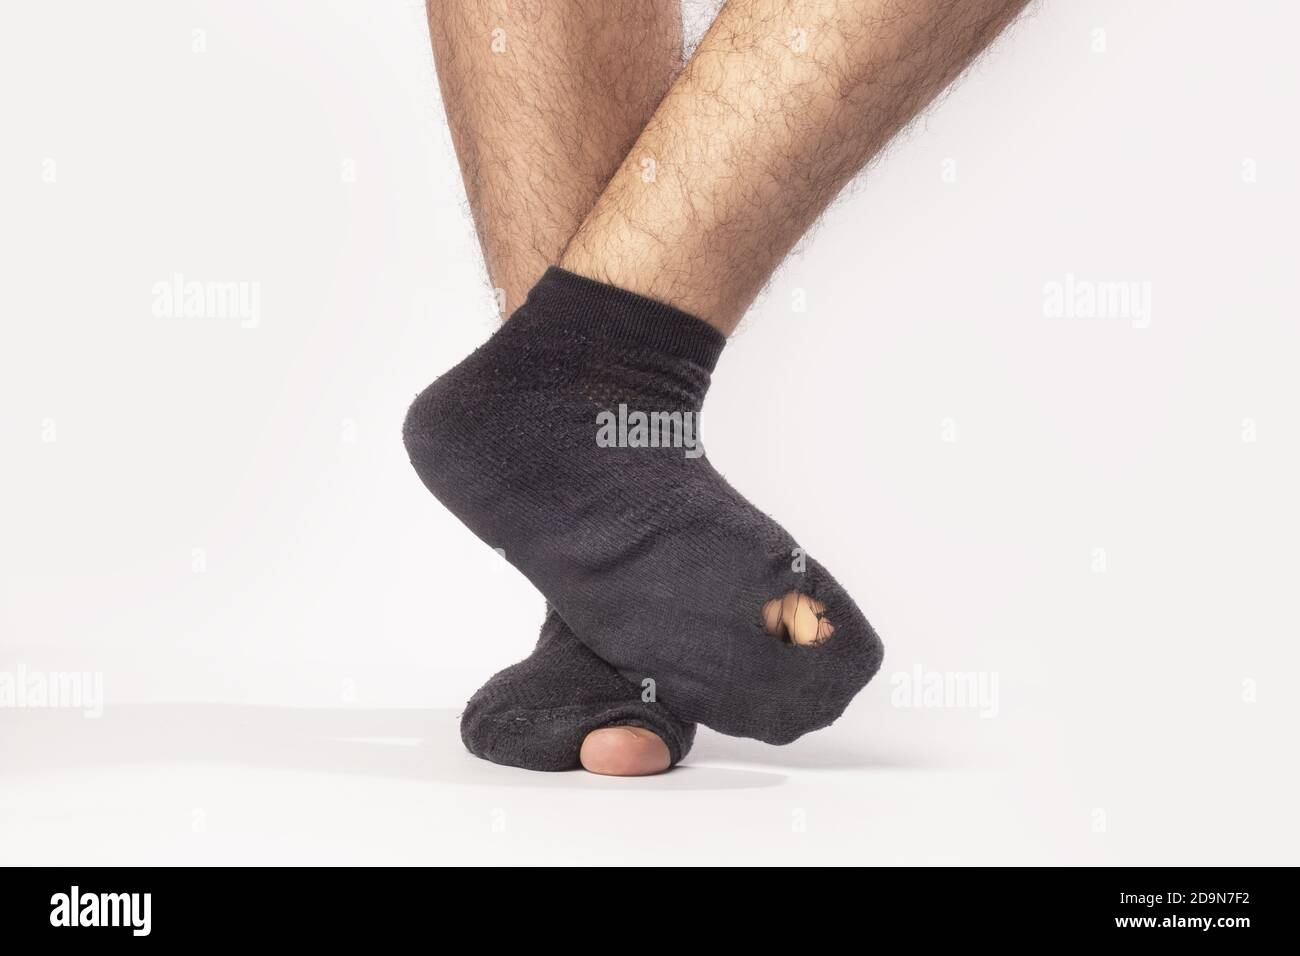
[462,608,695,771]
[405,268,884,744]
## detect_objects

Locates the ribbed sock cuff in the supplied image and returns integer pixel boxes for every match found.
[520,267,726,372]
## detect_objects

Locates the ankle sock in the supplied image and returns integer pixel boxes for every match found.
[462,607,696,771]
[405,267,884,744]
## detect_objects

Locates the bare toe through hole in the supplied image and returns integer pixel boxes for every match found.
[580,726,672,776]
[762,592,835,646]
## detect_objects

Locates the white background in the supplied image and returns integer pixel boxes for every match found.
[2,0,1297,865]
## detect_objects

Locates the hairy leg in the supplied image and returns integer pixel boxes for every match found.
[433,0,830,642]
[560,0,1031,333]
[428,0,684,314]
[428,1,686,775]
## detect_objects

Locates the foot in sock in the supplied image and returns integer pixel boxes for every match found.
[405,268,884,744]
[462,608,695,774]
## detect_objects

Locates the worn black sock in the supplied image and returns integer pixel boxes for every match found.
[462,608,696,771]
[405,267,884,744]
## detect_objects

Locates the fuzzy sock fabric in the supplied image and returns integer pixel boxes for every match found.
[404,267,884,744]
[462,608,696,771]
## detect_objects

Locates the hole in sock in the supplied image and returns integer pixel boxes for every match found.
[762,592,835,646]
